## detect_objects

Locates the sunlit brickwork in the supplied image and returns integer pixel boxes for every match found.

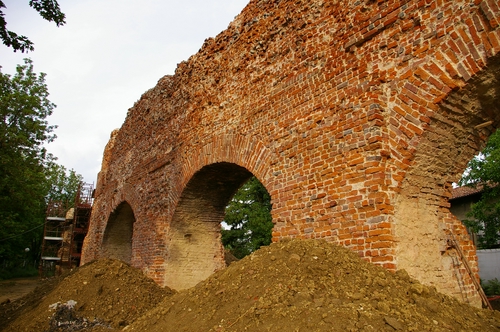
[82,0,500,307]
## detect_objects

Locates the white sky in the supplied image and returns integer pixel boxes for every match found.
[0,0,249,184]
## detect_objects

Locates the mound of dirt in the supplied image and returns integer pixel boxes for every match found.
[0,275,62,331]
[128,239,500,332]
[2,239,500,332]
[1,259,174,332]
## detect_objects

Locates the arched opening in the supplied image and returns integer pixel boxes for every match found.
[393,54,500,305]
[102,202,136,264]
[165,162,270,290]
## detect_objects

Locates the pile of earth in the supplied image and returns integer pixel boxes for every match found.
[1,259,174,332]
[2,239,500,331]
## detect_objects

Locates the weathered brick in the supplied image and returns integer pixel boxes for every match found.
[81,0,500,309]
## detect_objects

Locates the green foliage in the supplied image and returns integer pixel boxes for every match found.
[45,162,83,207]
[0,58,55,261]
[0,263,38,280]
[0,59,81,270]
[459,129,500,249]
[222,176,273,259]
[0,0,66,52]
[460,129,500,186]
[481,278,500,296]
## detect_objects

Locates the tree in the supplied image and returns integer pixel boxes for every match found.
[222,176,274,259]
[45,162,83,206]
[0,58,55,260]
[0,58,81,269]
[459,129,500,249]
[1,0,66,53]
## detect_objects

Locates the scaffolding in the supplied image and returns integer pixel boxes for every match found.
[39,182,94,277]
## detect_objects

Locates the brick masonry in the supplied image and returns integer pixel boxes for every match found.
[81,0,500,307]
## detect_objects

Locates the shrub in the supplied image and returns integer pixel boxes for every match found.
[481,278,500,296]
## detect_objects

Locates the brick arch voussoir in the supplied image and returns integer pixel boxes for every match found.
[386,31,500,190]
[106,182,141,223]
[398,53,500,201]
[180,134,275,192]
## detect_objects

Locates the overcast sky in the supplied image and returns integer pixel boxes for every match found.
[1,0,249,184]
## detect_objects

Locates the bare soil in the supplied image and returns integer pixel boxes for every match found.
[492,297,500,311]
[0,277,41,304]
[1,239,500,332]
[0,259,174,332]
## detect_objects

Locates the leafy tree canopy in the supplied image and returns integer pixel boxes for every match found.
[0,0,66,53]
[45,162,83,207]
[0,58,81,265]
[459,129,500,249]
[222,176,273,259]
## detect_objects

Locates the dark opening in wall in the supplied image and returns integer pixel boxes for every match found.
[102,202,135,264]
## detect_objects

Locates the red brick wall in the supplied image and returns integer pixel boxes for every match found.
[82,0,500,306]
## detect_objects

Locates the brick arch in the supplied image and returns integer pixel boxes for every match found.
[158,134,276,227]
[165,162,254,290]
[162,134,276,289]
[81,182,142,264]
[178,134,275,190]
[108,183,142,216]
[392,55,500,303]
[101,201,136,264]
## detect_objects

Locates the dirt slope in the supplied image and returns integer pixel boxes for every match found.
[128,239,500,332]
[0,277,41,304]
[1,259,174,332]
[2,239,500,332]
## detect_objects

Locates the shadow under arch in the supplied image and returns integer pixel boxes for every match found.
[165,162,255,290]
[102,201,136,264]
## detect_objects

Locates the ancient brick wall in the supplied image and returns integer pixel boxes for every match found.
[82,0,500,307]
